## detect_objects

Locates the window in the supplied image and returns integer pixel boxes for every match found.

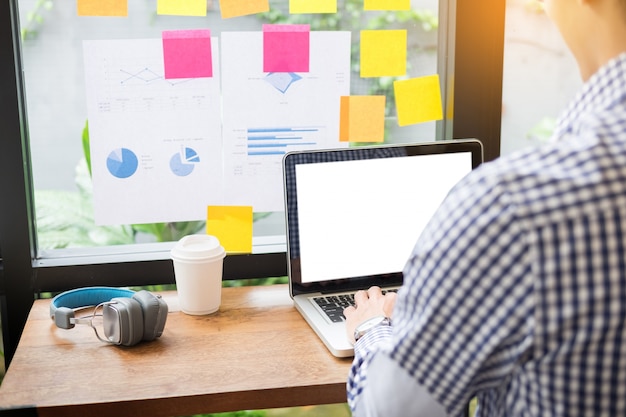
[500,0,582,155]
[21,0,442,253]
[0,0,505,365]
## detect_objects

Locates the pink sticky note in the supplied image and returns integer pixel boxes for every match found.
[162,30,212,79]
[263,24,310,73]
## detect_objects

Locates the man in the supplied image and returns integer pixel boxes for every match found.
[344,0,626,416]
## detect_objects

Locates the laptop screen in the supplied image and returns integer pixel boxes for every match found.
[283,140,483,296]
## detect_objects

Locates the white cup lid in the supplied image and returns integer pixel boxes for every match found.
[170,235,226,261]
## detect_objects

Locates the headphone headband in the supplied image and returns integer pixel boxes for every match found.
[50,286,135,319]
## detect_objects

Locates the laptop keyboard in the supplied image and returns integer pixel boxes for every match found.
[313,289,398,323]
[314,294,355,323]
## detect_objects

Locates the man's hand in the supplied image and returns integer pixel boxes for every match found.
[344,286,397,344]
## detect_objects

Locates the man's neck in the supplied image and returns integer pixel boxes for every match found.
[577,4,626,80]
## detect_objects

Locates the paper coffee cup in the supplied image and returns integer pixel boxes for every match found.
[170,235,226,315]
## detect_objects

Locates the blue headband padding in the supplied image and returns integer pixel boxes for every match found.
[50,287,135,319]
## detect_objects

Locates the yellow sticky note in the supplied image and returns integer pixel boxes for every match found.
[157,0,207,16]
[290,0,337,14]
[364,0,410,10]
[207,206,253,253]
[77,0,127,16]
[220,0,269,18]
[340,96,386,142]
[394,75,443,126]
[360,30,406,77]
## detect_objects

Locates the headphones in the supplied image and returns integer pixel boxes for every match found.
[50,287,168,346]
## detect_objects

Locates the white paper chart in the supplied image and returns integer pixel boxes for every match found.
[83,38,223,225]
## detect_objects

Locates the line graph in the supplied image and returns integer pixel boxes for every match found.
[119,68,194,87]
[92,64,213,113]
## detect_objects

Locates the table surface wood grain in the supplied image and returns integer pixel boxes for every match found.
[0,285,352,417]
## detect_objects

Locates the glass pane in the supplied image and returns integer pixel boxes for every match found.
[500,0,582,156]
[18,0,441,253]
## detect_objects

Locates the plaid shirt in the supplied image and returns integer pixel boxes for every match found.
[348,52,626,416]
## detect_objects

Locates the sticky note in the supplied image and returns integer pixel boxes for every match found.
[340,96,386,142]
[207,206,254,253]
[220,0,269,18]
[394,75,443,126]
[157,0,207,16]
[364,0,410,10]
[77,0,127,16]
[263,24,310,73]
[360,30,407,78]
[162,30,213,79]
[290,0,337,13]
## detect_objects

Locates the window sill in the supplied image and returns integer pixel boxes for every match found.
[34,235,286,268]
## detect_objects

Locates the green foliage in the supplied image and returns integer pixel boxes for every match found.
[365,9,439,31]
[35,160,136,249]
[190,411,266,417]
[469,397,477,415]
[524,0,546,14]
[132,221,207,243]
[221,276,289,287]
[21,0,54,40]
[82,120,92,177]
[527,117,556,143]
[131,276,288,293]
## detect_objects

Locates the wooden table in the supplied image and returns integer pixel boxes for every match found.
[0,285,352,417]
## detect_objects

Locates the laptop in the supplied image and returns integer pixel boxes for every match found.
[283,139,484,357]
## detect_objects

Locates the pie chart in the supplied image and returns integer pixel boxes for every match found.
[106,148,138,179]
[170,147,200,177]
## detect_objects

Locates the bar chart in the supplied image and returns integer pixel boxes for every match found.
[247,126,323,156]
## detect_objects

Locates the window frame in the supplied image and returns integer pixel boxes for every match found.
[0,0,505,366]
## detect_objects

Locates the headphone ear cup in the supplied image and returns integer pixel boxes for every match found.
[53,307,76,329]
[132,290,168,341]
[109,297,144,346]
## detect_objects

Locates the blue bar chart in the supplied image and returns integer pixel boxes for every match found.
[247,126,323,156]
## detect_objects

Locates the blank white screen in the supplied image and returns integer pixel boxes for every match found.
[296,152,471,283]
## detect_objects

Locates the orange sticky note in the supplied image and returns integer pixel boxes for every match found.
[340,96,386,142]
[157,0,207,16]
[77,0,127,16]
[394,75,443,126]
[207,206,253,253]
[360,30,406,77]
[364,0,410,10]
[220,0,269,18]
[290,0,337,14]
